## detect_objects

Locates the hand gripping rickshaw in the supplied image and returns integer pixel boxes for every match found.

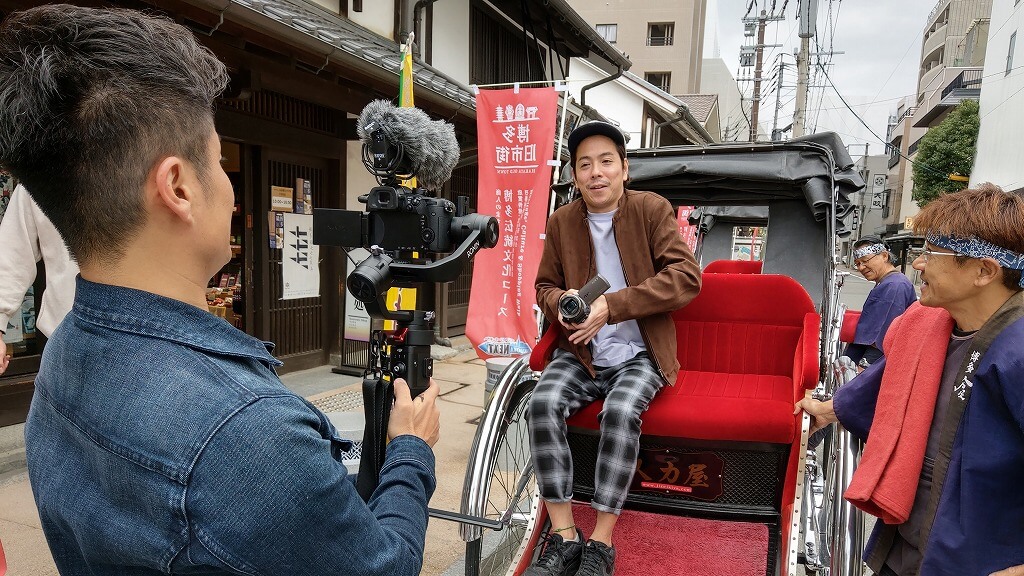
[457,133,869,576]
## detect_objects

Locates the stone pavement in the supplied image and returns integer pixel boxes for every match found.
[0,338,489,576]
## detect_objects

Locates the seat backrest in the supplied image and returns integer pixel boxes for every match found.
[704,259,763,274]
[839,309,861,344]
[672,273,816,376]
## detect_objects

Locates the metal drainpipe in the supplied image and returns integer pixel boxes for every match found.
[401,0,415,43]
[580,66,623,108]
[412,0,439,59]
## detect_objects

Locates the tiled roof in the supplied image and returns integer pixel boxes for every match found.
[228,0,478,109]
[674,94,719,123]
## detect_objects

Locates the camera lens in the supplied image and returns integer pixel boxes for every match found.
[348,255,392,302]
[559,295,587,324]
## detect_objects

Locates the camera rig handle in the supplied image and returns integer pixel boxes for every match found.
[353,227,496,501]
[347,226,495,312]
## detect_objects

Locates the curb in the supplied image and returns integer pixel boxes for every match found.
[0,423,26,475]
[0,447,26,476]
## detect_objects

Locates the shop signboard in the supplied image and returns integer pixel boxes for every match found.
[281,213,320,299]
[271,185,294,212]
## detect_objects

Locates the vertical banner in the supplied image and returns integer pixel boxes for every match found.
[281,213,320,299]
[379,33,418,330]
[467,87,559,359]
[676,206,699,253]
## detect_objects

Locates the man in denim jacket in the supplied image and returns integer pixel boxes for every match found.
[0,6,440,574]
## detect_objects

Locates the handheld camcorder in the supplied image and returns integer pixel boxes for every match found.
[559,274,611,324]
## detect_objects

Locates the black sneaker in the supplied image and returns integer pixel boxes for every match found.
[576,540,615,576]
[524,531,584,576]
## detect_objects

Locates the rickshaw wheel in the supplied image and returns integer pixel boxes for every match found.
[465,379,541,576]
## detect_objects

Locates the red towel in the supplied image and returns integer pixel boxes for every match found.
[843,302,954,524]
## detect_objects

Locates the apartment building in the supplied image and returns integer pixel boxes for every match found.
[880,0,990,260]
[970,0,1024,191]
[565,0,708,94]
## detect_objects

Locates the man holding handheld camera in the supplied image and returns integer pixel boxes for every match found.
[1,6,439,575]
[527,121,701,576]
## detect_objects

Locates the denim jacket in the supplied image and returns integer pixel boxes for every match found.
[25,277,436,575]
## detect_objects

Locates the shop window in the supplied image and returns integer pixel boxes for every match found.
[206,140,246,332]
[731,226,766,261]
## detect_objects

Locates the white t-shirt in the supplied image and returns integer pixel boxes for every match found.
[586,210,646,367]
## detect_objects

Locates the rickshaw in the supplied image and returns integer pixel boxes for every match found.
[457,132,868,576]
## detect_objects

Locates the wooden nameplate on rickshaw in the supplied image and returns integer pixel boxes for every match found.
[631,448,725,501]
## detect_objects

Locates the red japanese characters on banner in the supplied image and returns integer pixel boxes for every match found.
[677,205,699,253]
[466,87,559,359]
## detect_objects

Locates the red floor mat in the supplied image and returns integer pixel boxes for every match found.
[571,503,769,575]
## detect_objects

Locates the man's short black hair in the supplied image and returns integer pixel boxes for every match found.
[0,5,228,265]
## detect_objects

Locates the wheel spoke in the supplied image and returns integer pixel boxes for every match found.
[467,383,539,576]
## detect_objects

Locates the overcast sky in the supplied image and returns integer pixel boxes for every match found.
[708,0,936,156]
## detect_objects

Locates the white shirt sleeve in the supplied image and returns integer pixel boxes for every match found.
[0,185,42,333]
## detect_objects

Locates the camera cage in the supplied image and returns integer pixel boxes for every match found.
[312,125,498,501]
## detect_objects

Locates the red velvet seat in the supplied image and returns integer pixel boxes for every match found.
[703,259,763,274]
[840,309,861,344]
[565,273,819,445]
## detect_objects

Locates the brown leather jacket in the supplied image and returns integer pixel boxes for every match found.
[535,189,701,384]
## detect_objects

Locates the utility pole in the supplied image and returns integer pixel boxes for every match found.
[793,0,817,137]
[741,8,785,142]
[749,11,767,142]
[771,60,786,141]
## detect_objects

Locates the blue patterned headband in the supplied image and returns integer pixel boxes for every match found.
[927,232,1024,287]
[853,243,886,260]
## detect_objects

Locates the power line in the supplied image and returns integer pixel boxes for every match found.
[866,23,924,108]
[815,62,948,178]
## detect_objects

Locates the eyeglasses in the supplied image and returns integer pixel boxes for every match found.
[918,247,966,263]
[853,253,881,268]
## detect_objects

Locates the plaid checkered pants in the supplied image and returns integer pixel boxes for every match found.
[528,349,663,514]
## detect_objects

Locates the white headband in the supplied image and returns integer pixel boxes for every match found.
[853,243,886,260]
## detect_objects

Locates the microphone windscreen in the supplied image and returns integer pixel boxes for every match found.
[355,99,460,190]
[357,99,397,143]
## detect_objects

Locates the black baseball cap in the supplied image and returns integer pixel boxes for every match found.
[567,121,626,159]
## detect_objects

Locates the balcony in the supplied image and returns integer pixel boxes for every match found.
[888,104,917,145]
[921,22,948,62]
[914,67,982,127]
[941,68,983,99]
[888,148,901,169]
[926,0,951,28]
